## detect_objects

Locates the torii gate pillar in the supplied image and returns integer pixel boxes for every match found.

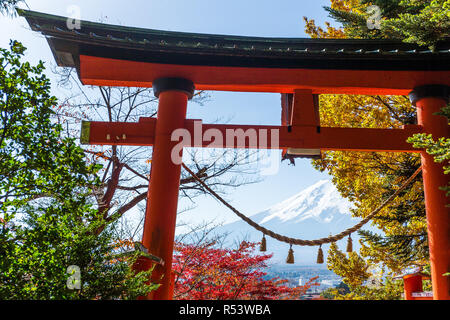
[138,78,195,300]
[410,85,450,300]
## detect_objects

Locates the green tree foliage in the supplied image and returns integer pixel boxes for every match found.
[0,40,97,217]
[0,41,157,299]
[322,0,450,48]
[323,243,404,300]
[382,0,450,48]
[326,242,371,288]
[1,201,158,299]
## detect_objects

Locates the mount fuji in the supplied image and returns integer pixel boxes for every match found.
[214,180,370,265]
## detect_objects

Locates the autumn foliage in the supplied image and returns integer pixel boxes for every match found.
[172,241,318,300]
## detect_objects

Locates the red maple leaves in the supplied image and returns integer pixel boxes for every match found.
[172,241,319,300]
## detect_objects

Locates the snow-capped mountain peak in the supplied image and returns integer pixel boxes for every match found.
[212,179,361,264]
[259,180,353,225]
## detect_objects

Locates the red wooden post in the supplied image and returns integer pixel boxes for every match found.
[410,85,450,300]
[140,78,195,300]
[403,274,424,300]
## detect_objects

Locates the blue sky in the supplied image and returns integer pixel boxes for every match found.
[0,0,338,229]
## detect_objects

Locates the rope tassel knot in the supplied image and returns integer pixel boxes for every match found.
[260,234,267,252]
[316,245,324,264]
[286,244,294,264]
[346,234,353,253]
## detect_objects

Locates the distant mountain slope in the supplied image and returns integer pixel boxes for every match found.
[214,180,372,265]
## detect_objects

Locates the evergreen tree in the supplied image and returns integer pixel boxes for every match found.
[0,41,157,299]
[322,0,449,47]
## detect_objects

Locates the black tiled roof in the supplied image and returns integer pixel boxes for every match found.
[18,9,450,71]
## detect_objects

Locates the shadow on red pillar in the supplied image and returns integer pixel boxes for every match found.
[410,85,450,300]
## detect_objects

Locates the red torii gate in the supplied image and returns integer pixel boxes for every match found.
[20,10,450,300]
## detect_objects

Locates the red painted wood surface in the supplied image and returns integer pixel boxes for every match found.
[85,118,423,153]
[140,91,189,300]
[79,55,450,96]
[416,97,450,300]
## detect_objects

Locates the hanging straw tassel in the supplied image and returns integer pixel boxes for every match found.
[346,234,353,253]
[316,245,324,264]
[286,244,294,264]
[260,234,267,252]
